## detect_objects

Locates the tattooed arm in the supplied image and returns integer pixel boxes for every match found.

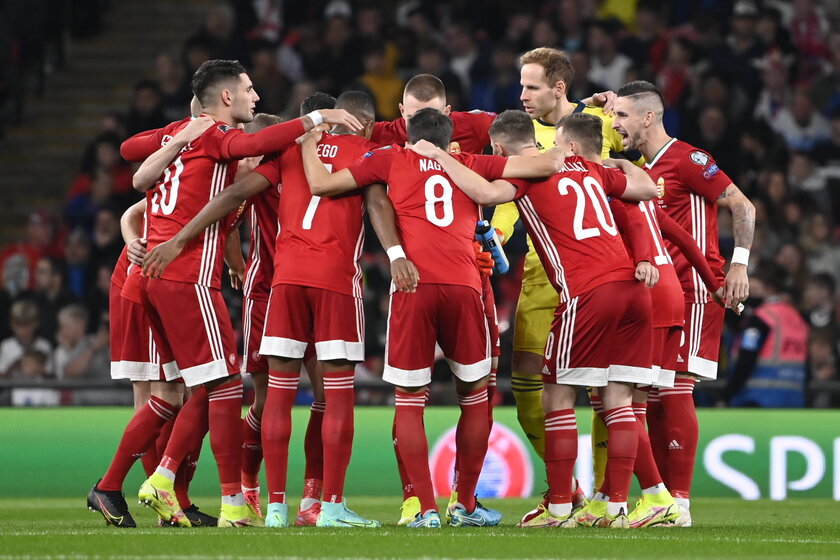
[716,183,756,309]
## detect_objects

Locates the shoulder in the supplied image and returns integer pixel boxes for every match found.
[452,109,497,124]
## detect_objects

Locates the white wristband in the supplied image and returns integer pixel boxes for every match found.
[386,245,406,262]
[307,110,324,126]
[731,247,750,266]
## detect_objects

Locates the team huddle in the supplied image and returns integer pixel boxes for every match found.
[86,46,755,530]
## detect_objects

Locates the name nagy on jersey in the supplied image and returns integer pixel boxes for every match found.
[419,158,443,172]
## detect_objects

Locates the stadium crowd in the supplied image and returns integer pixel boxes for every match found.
[0,0,838,408]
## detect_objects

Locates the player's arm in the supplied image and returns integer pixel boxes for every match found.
[603,158,657,201]
[224,228,245,291]
[609,200,658,288]
[364,184,419,293]
[498,147,565,179]
[143,172,271,278]
[716,183,756,309]
[120,199,147,266]
[300,136,361,196]
[657,206,723,299]
[222,110,362,160]
[719,315,770,405]
[133,117,215,192]
[121,127,168,162]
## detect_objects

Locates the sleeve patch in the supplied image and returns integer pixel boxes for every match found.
[703,163,719,180]
[689,151,709,166]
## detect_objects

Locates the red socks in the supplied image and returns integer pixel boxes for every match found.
[262,370,299,504]
[99,395,176,491]
[174,436,204,510]
[455,387,490,512]
[159,387,208,474]
[321,370,355,503]
[646,388,668,483]
[545,409,578,504]
[241,405,263,490]
[394,388,427,500]
[207,378,244,496]
[631,401,663,489]
[658,378,698,498]
[603,406,638,504]
[303,401,325,487]
[394,389,436,512]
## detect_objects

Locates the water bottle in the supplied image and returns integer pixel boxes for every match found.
[475,220,509,274]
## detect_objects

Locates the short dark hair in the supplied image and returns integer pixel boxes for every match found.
[488,110,535,147]
[191,59,247,107]
[556,113,603,158]
[335,90,376,120]
[404,74,446,102]
[809,272,836,295]
[407,108,453,150]
[300,92,336,116]
[617,80,666,108]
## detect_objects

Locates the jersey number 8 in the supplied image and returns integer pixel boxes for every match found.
[424,175,454,227]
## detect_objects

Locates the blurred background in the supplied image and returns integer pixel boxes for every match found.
[0,0,837,408]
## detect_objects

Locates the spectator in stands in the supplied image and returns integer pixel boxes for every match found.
[445,22,489,96]
[775,241,809,293]
[808,329,839,408]
[69,132,133,200]
[812,37,840,117]
[53,304,108,380]
[125,79,168,137]
[772,88,831,152]
[469,41,520,114]
[356,6,399,78]
[529,20,560,53]
[18,349,50,380]
[788,0,829,80]
[712,1,764,99]
[63,230,91,301]
[687,106,740,178]
[801,213,840,283]
[504,11,535,54]
[32,256,77,344]
[755,7,796,59]
[181,36,213,85]
[0,210,61,295]
[555,0,586,53]
[249,39,291,116]
[154,52,191,122]
[0,300,52,378]
[356,40,404,121]
[413,41,465,111]
[802,273,837,332]
[568,50,607,103]
[788,150,829,207]
[754,51,793,127]
[65,168,119,234]
[307,15,362,94]
[588,18,633,92]
[812,109,840,217]
[620,1,668,76]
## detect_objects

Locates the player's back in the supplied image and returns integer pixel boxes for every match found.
[145,123,239,289]
[511,156,634,302]
[370,110,496,154]
[267,132,376,298]
[647,139,729,302]
[242,184,279,302]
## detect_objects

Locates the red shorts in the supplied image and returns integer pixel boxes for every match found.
[383,284,491,387]
[141,277,239,387]
[681,301,725,380]
[242,297,268,374]
[481,275,500,358]
[651,325,683,388]
[260,284,364,361]
[118,296,176,382]
[542,280,653,387]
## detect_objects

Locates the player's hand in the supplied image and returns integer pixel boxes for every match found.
[126,238,147,266]
[391,258,420,293]
[174,116,214,143]
[406,139,442,160]
[724,264,749,310]
[602,157,630,171]
[229,266,244,290]
[296,123,329,145]
[591,90,617,114]
[495,228,506,245]
[635,260,659,288]
[472,241,494,277]
[544,146,566,171]
[318,109,363,132]
[143,238,184,278]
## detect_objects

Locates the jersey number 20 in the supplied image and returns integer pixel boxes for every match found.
[150,156,183,216]
[557,176,617,240]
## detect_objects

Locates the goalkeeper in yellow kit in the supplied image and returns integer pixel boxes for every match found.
[492,48,642,501]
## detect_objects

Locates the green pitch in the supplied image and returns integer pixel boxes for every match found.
[1,498,838,559]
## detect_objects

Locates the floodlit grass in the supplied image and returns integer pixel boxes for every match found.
[1,497,838,559]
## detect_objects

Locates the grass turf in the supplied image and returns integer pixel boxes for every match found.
[0,497,838,559]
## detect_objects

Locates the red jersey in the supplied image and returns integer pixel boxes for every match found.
[144,120,305,289]
[255,132,377,298]
[241,185,279,302]
[121,118,191,162]
[347,146,506,294]
[508,156,634,302]
[112,246,130,290]
[647,139,731,303]
[371,110,496,154]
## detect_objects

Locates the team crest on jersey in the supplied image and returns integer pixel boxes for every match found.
[656,177,666,198]
[689,151,709,166]
[218,124,234,133]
